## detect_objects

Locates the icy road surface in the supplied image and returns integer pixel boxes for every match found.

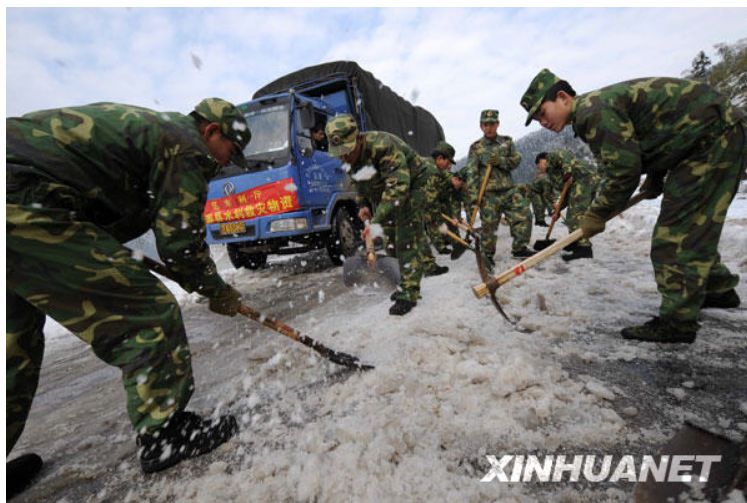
[12,194,747,502]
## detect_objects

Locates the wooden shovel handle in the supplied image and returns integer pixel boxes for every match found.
[470,163,493,229]
[546,177,573,239]
[363,220,376,267]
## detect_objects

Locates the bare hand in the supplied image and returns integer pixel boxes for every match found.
[358,206,372,222]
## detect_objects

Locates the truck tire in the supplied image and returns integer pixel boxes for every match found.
[227,243,267,270]
[326,207,359,266]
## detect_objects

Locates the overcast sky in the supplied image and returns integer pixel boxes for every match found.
[6,7,746,155]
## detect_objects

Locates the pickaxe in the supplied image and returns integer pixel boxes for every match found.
[472,191,649,315]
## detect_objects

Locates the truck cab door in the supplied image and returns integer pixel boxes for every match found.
[294,110,348,207]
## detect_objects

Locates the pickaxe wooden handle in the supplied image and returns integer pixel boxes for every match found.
[472,191,649,299]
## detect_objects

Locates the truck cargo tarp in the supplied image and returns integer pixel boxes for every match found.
[253,61,444,156]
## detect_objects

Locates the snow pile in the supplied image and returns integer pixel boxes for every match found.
[22,195,747,502]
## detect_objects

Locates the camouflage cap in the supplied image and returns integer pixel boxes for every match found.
[193,98,251,167]
[431,141,456,164]
[480,109,500,124]
[520,68,562,126]
[325,114,359,157]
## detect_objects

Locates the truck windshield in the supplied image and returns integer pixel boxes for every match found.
[243,103,290,159]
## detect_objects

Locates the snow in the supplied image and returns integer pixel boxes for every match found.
[14,194,747,502]
[351,165,377,181]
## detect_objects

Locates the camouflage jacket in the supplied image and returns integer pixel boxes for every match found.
[6,102,229,298]
[421,156,455,206]
[572,77,745,219]
[463,135,522,205]
[348,131,427,225]
[546,149,598,193]
[525,172,556,203]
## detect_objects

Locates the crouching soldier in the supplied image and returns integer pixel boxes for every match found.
[6,98,250,491]
[521,68,745,344]
[325,114,443,316]
[541,149,600,261]
[528,152,557,226]
[464,109,533,272]
[423,141,463,257]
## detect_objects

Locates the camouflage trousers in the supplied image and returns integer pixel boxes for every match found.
[652,121,745,330]
[476,187,532,268]
[6,182,193,454]
[529,192,551,222]
[381,186,433,302]
[563,176,597,247]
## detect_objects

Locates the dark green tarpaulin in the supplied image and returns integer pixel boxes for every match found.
[253,61,445,156]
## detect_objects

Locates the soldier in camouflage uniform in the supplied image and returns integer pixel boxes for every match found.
[527,152,556,226]
[6,98,249,480]
[521,68,745,343]
[423,141,463,256]
[541,149,600,260]
[325,114,446,316]
[463,109,534,272]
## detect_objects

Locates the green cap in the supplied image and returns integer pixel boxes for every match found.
[520,68,562,126]
[325,114,359,157]
[480,109,499,123]
[193,98,251,167]
[431,141,456,164]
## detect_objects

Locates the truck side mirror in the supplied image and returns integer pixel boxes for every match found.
[297,135,313,157]
[297,103,315,130]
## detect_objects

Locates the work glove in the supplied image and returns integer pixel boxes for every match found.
[639,173,665,199]
[580,211,606,239]
[209,285,242,317]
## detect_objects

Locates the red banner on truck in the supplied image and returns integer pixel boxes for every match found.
[204,177,300,224]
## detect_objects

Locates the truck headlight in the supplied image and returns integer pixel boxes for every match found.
[270,218,308,233]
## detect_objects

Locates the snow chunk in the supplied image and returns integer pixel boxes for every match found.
[585,381,616,401]
[351,165,377,181]
[368,223,384,239]
[667,387,687,401]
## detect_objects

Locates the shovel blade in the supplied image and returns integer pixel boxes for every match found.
[343,255,400,287]
[533,239,556,251]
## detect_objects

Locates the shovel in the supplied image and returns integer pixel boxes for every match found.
[533,176,572,251]
[342,220,400,287]
[634,421,746,502]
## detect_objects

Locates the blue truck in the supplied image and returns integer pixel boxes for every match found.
[204,61,445,269]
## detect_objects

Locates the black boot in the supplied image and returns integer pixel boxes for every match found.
[535,219,548,227]
[389,299,416,316]
[563,241,579,252]
[425,265,449,277]
[512,247,534,259]
[137,410,239,474]
[450,243,468,260]
[621,317,696,344]
[436,247,452,255]
[562,245,593,261]
[7,453,43,499]
[702,289,740,309]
